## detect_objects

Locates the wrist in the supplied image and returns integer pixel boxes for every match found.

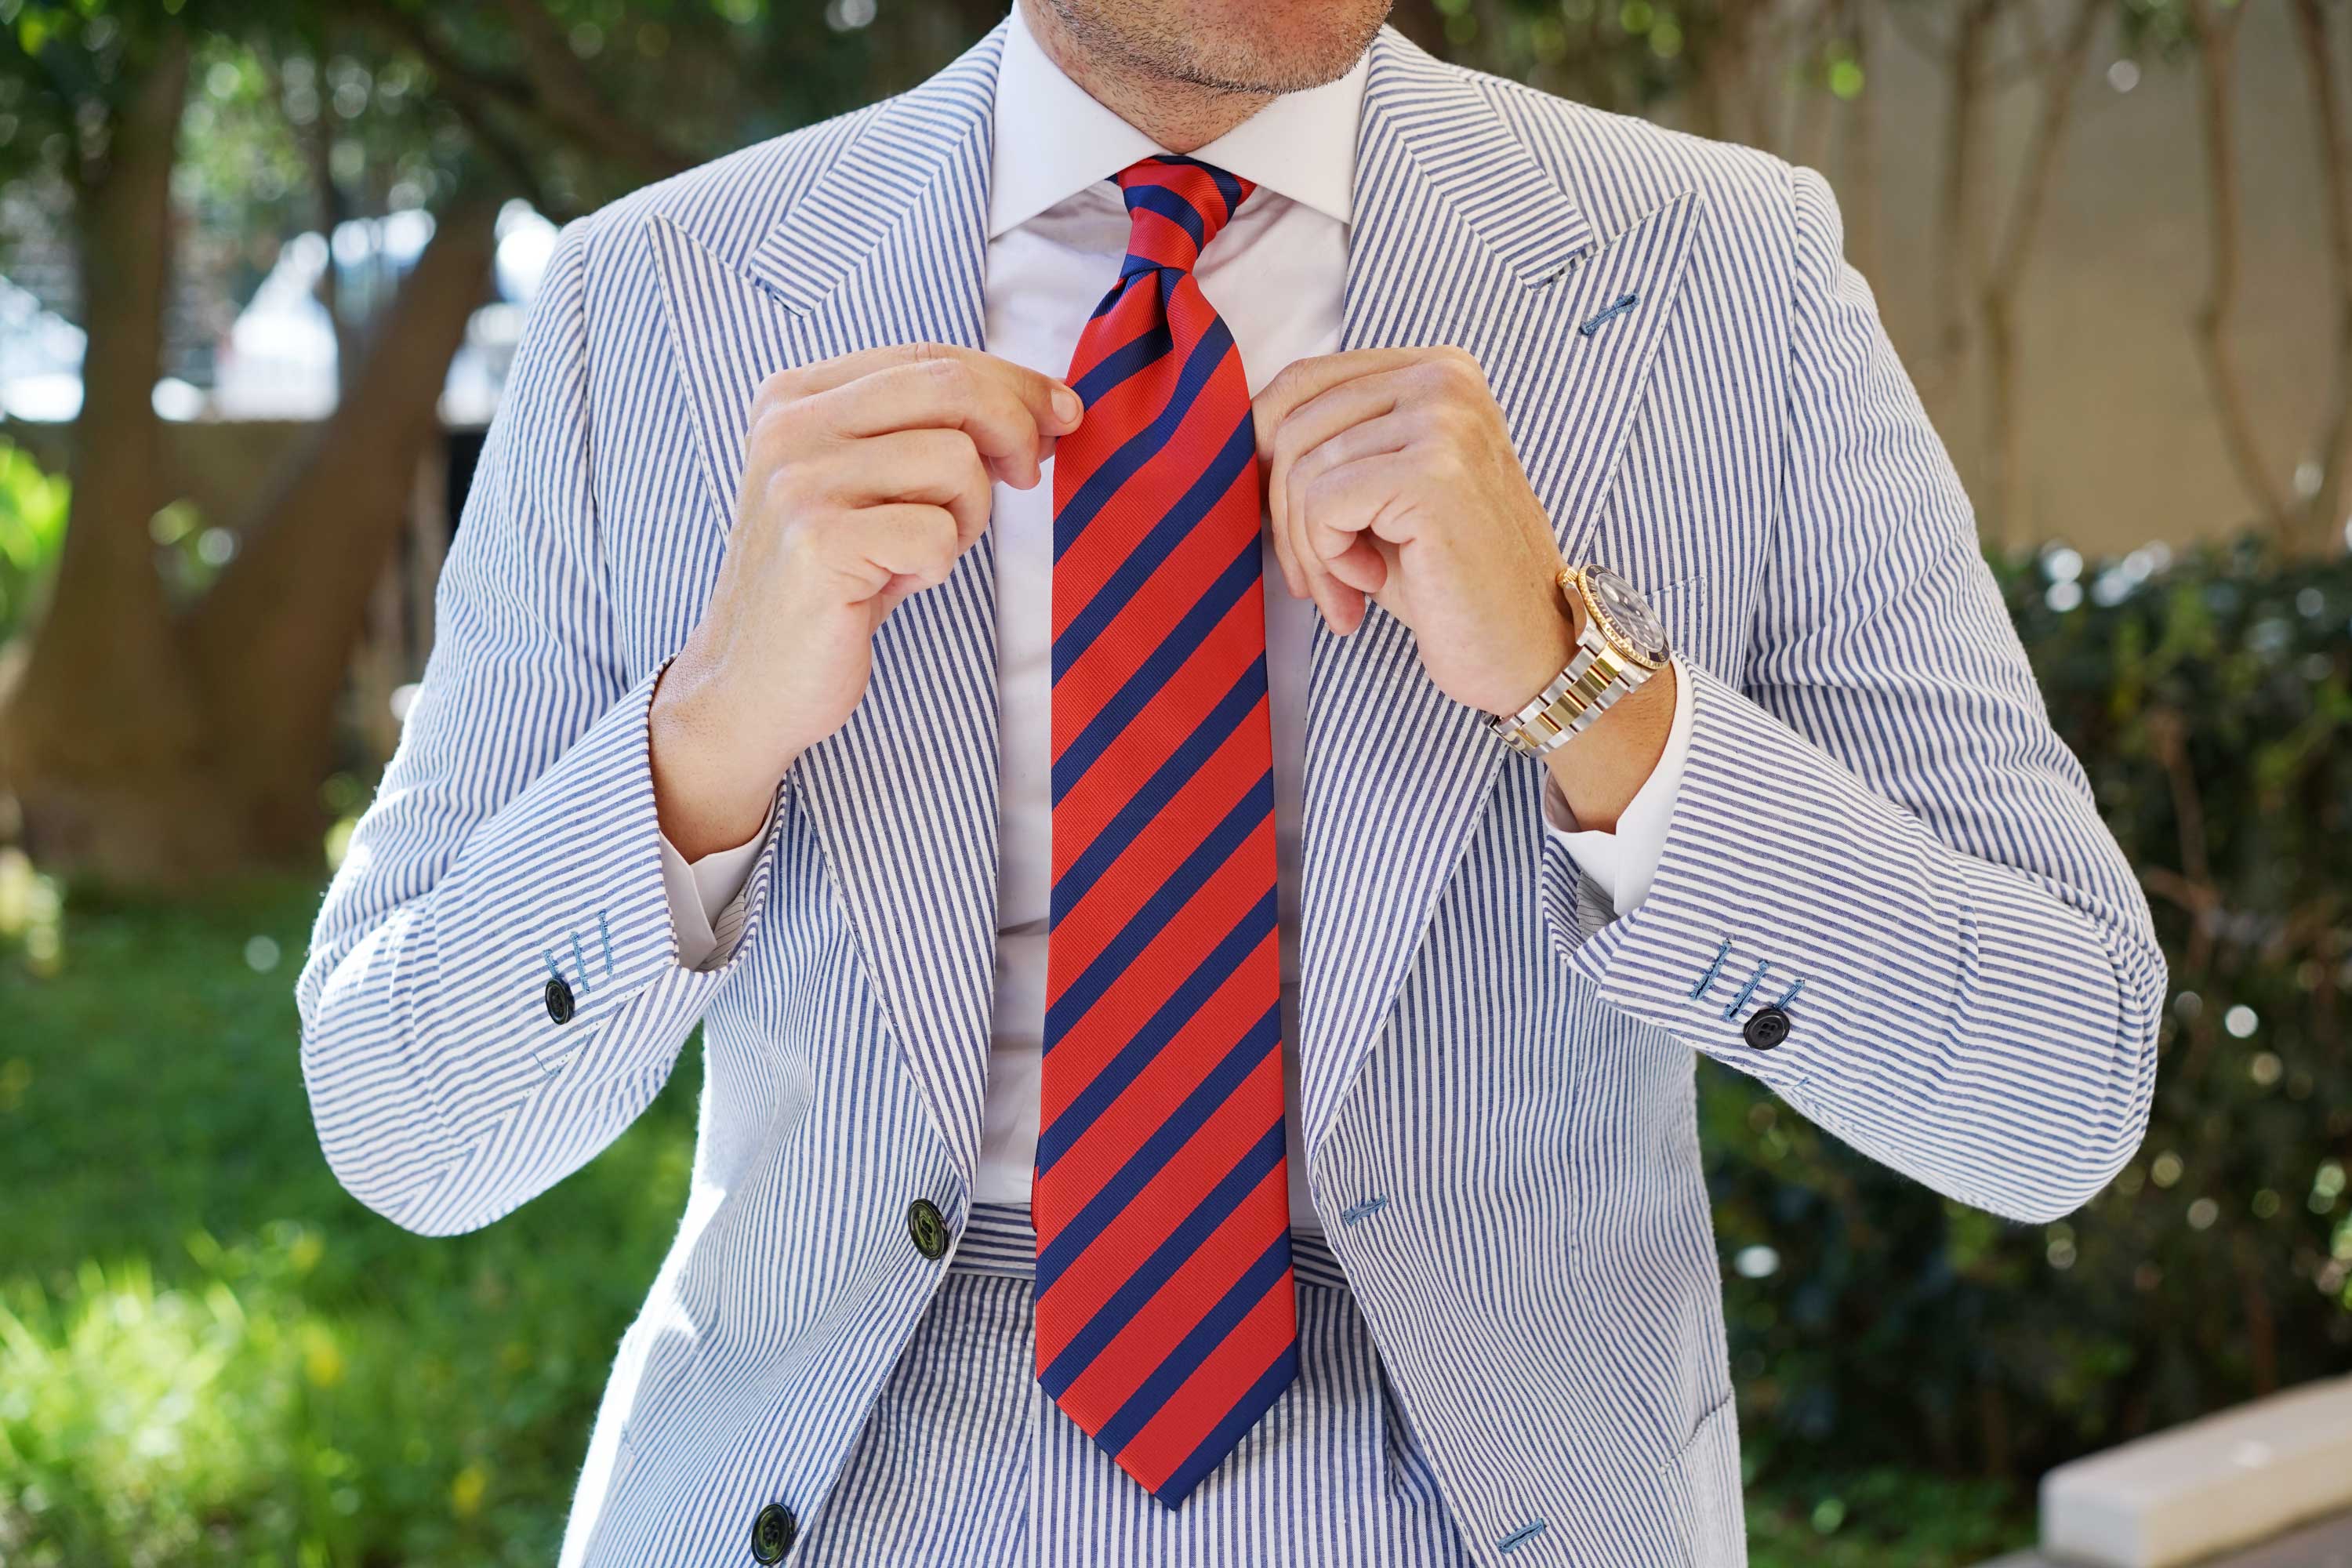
[650,653,790,860]
[1481,564,1580,719]
[1540,656,1675,833]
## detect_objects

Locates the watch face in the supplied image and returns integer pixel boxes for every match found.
[1583,564,1669,666]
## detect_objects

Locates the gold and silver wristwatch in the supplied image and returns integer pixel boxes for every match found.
[1487,564,1671,758]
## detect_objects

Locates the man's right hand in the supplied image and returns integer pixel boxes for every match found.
[649,343,1083,859]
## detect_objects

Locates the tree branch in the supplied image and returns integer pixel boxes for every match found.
[2188,0,2288,528]
[1984,0,2101,300]
[493,0,695,180]
[2292,0,2352,552]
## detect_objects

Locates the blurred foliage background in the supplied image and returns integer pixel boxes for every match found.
[0,0,2347,1563]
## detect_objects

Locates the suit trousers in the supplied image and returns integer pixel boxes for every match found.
[794,1204,1482,1566]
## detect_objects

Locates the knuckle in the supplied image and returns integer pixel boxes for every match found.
[920,354,969,394]
[754,368,798,406]
[1270,421,1309,471]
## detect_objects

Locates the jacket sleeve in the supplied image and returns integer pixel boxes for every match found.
[1541,166,2164,1224]
[296,218,779,1236]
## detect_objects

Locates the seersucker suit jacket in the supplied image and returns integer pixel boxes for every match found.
[296,20,2165,1568]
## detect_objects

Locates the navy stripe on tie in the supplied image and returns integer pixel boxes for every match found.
[1095,1231,1294,1457]
[1036,899,1278,1174]
[1123,181,1208,249]
[1071,315,1174,404]
[1036,1007,1280,1301]
[1039,1117,1288,1392]
[1040,907,1279,1175]
[1053,412,1255,679]
[1051,538,1261,805]
[1052,315,1240,557]
[1045,771,1273,1043]
[1049,659,1267,918]
[1142,153,1247,218]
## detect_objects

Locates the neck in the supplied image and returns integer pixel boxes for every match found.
[1018,0,1270,153]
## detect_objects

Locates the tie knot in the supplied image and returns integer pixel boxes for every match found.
[1114,156,1254,278]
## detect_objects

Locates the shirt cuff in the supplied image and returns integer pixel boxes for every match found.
[1538,654,1693,916]
[657,799,776,972]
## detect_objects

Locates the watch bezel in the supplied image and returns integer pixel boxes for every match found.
[1566,564,1670,673]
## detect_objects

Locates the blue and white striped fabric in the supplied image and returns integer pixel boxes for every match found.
[789,1206,1471,1567]
[295,20,2163,1568]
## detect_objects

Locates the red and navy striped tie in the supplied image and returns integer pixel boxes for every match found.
[1036,155,1296,1508]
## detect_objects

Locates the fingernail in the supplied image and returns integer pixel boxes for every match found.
[1051,386,1083,426]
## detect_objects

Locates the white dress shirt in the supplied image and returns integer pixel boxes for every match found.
[659,5,1693,1231]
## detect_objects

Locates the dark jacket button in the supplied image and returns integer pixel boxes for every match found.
[1743,1005,1790,1051]
[544,976,575,1025]
[906,1199,949,1260]
[750,1501,796,1563]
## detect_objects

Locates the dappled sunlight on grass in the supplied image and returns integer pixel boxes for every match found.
[0,880,702,1565]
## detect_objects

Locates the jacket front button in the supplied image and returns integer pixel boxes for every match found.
[544,976,575,1025]
[750,1501,796,1563]
[1743,1005,1790,1051]
[906,1199,950,1260]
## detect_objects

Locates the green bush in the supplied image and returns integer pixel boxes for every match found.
[1711,538,2352,1493]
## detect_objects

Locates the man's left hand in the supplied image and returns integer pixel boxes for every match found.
[1251,345,1675,831]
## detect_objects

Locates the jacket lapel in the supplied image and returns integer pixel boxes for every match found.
[648,26,1008,1194]
[1298,32,1708,1156]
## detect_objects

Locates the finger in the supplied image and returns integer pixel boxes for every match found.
[1283,408,1416,547]
[1250,347,1435,460]
[836,428,993,549]
[814,358,1054,488]
[1265,387,1392,616]
[1302,452,1433,546]
[763,343,1083,439]
[1299,453,1428,601]
[1262,370,1426,612]
[1267,451,1352,627]
[844,503,964,599]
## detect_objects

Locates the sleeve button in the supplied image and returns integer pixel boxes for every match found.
[544,976,575,1025]
[1742,1005,1789,1051]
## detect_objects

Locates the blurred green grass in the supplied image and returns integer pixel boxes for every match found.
[0,875,2029,1565]
[0,876,700,1565]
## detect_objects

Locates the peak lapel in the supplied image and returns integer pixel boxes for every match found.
[1298,34,1708,1157]
[647,24,1007,1194]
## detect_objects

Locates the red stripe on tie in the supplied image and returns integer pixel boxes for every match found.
[1044,693,1271,994]
[1114,1252,1298,1495]
[1049,591,1264,884]
[1048,1159,1292,1431]
[1065,293,1171,390]
[1040,153,1290,1508]
[1036,920,1281,1192]
[1041,812,1276,1089]
[1033,1049,1287,1365]
[1051,296,1248,642]
[1051,463,1258,762]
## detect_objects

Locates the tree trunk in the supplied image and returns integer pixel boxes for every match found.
[1976,0,2101,548]
[2189,0,2289,533]
[0,156,495,884]
[0,42,232,880]
[183,198,499,862]
[1925,0,1998,405]
[2291,0,2352,554]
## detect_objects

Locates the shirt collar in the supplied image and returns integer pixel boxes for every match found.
[987,2,1367,240]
